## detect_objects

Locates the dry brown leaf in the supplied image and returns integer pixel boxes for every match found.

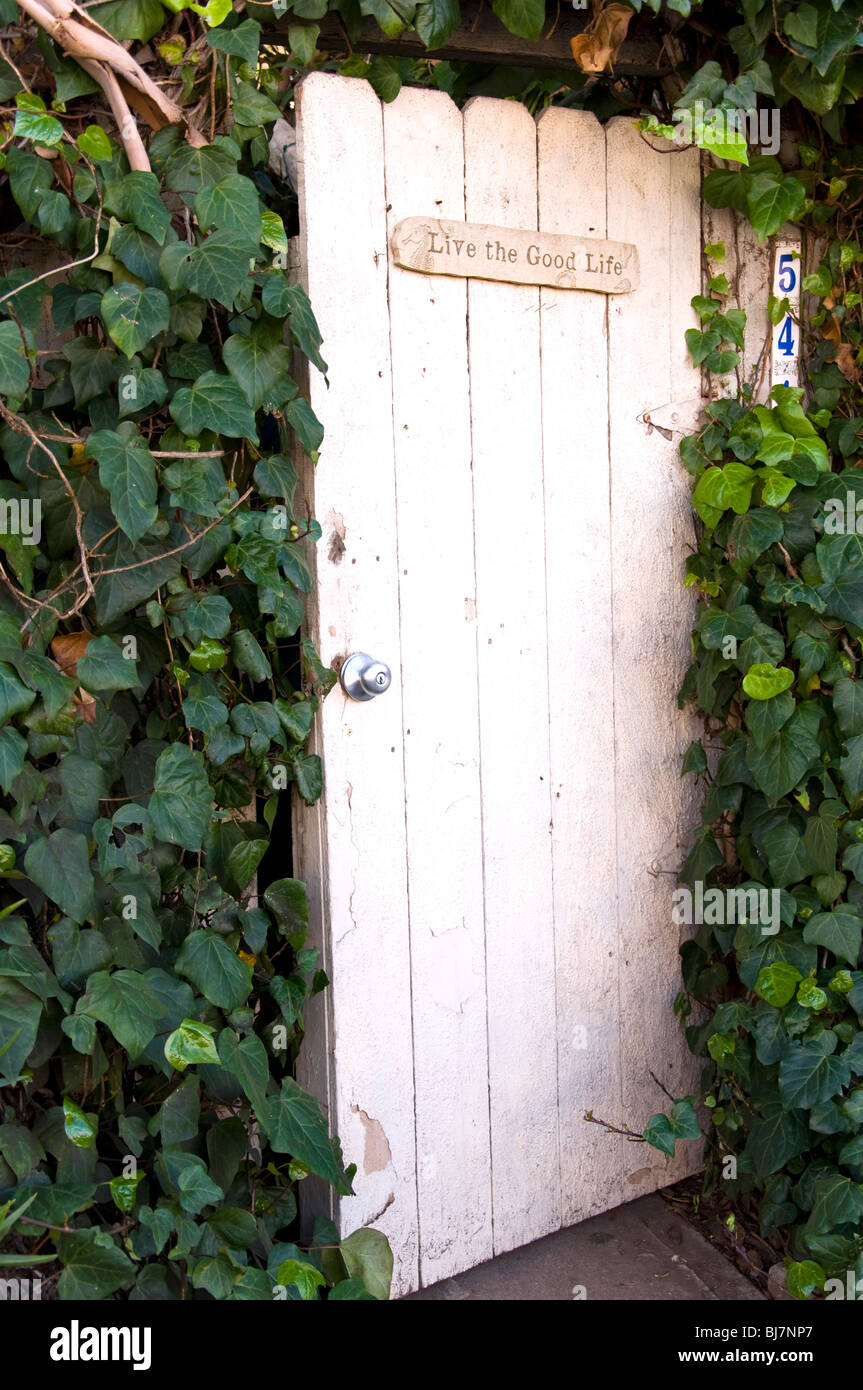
[570,3,633,74]
[51,631,92,679]
[74,691,97,725]
[836,342,861,383]
[822,313,841,345]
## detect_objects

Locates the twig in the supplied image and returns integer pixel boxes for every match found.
[583,1109,646,1142]
[95,487,252,575]
[777,541,799,578]
[0,397,95,604]
[15,0,206,145]
[18,1215,75,1234]
[77,55,149,171]
[0,36,30,91]
[0,144,102,308]
[151,449,226,458]
[650,1069,676,1103]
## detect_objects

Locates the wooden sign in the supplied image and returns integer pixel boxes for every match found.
[392,216,638,293]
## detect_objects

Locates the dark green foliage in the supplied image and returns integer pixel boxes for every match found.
[669,195,863,1296]
[0,5,390,1301]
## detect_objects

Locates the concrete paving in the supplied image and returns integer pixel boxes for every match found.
[405,1193,766,1301]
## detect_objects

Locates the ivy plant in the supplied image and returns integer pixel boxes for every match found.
[1,0,862,1303]
[664,184,863,1298]
[0,0,394,1301]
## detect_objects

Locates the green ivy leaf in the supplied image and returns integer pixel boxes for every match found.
[195,174,262,249]
[742,1101,811,1177]
[225,837,268,895]
[755,960,803,1007]
[786,1259,826,1300]
[232,80,282,126]
[292,752,323,804]
[62,1096,98,1148]
[0,727,26,794]
[742,663,795,700]
[339,1228,394,1300]
[803,909,863,967]
[264,1077,353,1194]
[779,1034,852,1109]
[288,22,320,65]
[834,677,863,737]
[414,0,460,48]
[206,1206,257,1248]
[263,877,308,936]
[0,321,31,398]
[175,930,253,1010]
[118,171,171,244]
[13,101,64,147]
[223,331,294,410]
[190,0,233,25]
[275,1257,325,1299]
[218,1027,270,1113]
[231,629,272,681]
[77,125,113,162]
[77,635,140,692]
[164,142,238,195]
[206,18,261,64]
[745,707,821,801]
[78,969,165,1056]
[86,426,159,543]
[178,229,254,308]
[164,1018,221,1071]
[642,1113,677,1156]
[366,54,406,102]
[0,977,42,1083]
[109,1172,143,1213]
[6,147,53,222]
[63,336,122,406]
[253,454,297,502]
[285,397,324,456]
[24,830,94,924]
[149,745,213,851]
[806,1172,863,1234]
[0,662,36,722]
[170,371,258,442]
[171,1153,224,1214]
[746,172,807,239]
[56,1228,136,1300]
[490,0,544,41]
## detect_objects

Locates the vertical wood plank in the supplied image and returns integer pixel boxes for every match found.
[293,72,418,1295]
[670,141,712,885]
[463,97,560,1252]
[382,87,493,1285]
[535,108,623,1225]
[702,185,773,401]
[606,120,703,1196]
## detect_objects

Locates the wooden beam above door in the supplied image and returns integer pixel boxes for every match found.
[266,0,671,77]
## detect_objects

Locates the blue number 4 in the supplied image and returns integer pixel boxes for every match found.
[777,316,795,356]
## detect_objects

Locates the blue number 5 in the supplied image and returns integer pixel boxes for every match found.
[778,252,797,293]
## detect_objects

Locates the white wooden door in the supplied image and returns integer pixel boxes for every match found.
[292,73,706,1297]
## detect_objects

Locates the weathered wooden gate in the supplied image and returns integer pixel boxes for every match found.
[291,72,708,1297]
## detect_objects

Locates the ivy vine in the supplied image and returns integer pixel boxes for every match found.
[0,0,861,1303]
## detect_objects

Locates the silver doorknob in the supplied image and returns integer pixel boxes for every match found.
[339,652,392,701]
